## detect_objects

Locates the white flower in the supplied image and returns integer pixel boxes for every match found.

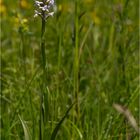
[34,10,41,17]
[34,0,54,20]
[35,1,43,6]
[45,12,54,19]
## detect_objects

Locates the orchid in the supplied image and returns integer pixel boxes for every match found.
[34,0,54,20]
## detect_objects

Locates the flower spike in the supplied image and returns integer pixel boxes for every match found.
[34,0,54,20]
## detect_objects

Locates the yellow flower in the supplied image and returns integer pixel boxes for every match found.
[12,13,21,27]
[12,13,29,33]
[0,0,2,4]
[0,0,6,15]
[14,17,20,27]
[21,18,28,25]
[20,0,30,9]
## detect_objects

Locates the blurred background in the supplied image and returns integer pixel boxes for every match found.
[1,0,139,139]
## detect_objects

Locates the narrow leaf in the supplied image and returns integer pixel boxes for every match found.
[18,115,31,140]
[51,102,76,140]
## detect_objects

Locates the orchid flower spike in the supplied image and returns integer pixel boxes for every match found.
[34,0,54,20]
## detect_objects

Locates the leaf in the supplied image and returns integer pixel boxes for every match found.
[51,102,76,140]
[18,115,31,140]
[68,120,83,139]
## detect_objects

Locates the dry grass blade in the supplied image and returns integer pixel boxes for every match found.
[113,103,140,134]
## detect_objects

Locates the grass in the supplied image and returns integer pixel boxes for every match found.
[1,0,139,140]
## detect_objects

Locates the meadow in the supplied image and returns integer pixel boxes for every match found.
[1,0,139,139]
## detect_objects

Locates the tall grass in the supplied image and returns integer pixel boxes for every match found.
[73,0,80,123]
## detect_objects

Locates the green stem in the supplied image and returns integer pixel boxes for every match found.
[41,19,46,73]
[20,33,26,84]
[74,0,80,121]
[58,31,62,72]
[39,17,46,140]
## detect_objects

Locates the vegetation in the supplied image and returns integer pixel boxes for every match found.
[1,0,139,139]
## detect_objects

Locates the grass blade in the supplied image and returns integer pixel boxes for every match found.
[18,115,31,140]
[51,101,76,140]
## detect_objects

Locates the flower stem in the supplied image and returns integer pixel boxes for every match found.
[39,17,46,140]
[41,18,46,72]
